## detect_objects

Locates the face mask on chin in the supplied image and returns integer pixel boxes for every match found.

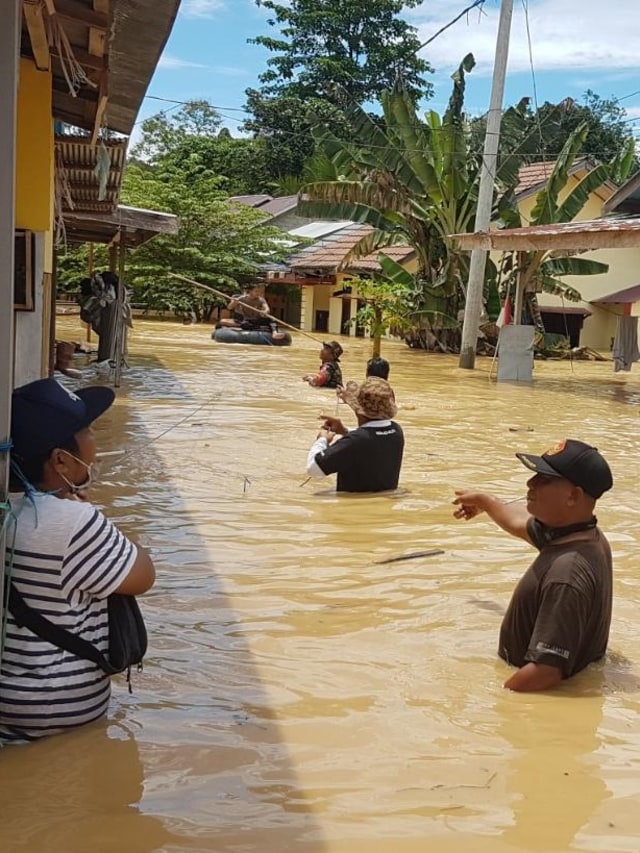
[59,450,96,496]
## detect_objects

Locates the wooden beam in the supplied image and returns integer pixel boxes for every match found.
[50,43,105,70]
[55,0,108,29]
[90,68,109,146]
[89,1,109,56]
[23,0,51,71]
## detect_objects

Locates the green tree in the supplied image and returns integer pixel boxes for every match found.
[131,100,271,195]
[115,163,286,320]
[250,0,432,103]
[132,100,223,162]
[245,0,433,181]
[530,91,637,169]
[299,56,550,349]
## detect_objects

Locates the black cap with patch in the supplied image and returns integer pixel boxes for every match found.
[516,439,613,499]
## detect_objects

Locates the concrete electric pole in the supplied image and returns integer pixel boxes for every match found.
[459,0,514,369]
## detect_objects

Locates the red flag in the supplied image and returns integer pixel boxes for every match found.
[497,296,512,328]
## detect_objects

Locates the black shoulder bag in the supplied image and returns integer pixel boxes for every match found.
[8,585,148,692]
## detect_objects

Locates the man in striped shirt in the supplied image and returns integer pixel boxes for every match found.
[1,378,155,741]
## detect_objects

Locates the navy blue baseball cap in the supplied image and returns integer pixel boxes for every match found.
[11,378,115,459]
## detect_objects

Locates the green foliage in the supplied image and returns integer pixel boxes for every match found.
[57,244,109,294]
[250,0,432,103]
[131,100,271,196]
[117,163,287,318]
[244,0,433,180]
[528,91,638,168]
[243,90,354,181]
[298,56,543,344]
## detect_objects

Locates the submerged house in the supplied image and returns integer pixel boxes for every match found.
[504,160,640,350]
[266,222,416,336]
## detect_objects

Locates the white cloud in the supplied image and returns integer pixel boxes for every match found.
[182,0,225,19]
[157,55,247,76]
[158,54,210,70]
[412,0,640,78]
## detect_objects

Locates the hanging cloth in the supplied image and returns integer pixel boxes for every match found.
[612,315,640,372]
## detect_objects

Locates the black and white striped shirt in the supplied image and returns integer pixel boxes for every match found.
[1,493,137,741]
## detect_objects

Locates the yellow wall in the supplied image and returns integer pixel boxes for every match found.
[515,175,640,350]
[15,59,53,232]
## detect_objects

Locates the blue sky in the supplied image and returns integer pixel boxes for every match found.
[136,0,640,145]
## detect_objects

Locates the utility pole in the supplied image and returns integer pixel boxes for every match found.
[459,0,514,369]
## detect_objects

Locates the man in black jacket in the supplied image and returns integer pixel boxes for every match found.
[306,378,404,493]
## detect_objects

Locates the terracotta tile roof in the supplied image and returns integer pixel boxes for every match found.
[516,162,556,195]
[288,223,414,272]
[515,156,606,197]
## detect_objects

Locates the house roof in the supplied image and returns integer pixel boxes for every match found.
[229,194,299,218]
[20,0,180,140]
[56,133,127,214]
[452,216,640,252]
[259,195,299,217]
[288,220,353,240]
[592,283,640,304]
[603,170,640,215]
[63,204,178,247]
[288,222,414,272]
[229,194,273,208]
[515,156,617,200]
[516,162,556,196]
[536,292,592,315]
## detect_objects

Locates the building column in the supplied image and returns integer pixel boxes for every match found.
[0,0,21,669]
[300,286,313,331]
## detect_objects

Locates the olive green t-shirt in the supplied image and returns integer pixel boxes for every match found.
[498,518,612,678]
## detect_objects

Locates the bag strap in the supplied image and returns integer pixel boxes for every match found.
[8,583,112,673]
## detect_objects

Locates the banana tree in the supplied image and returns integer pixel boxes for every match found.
[298,55,558,349]
[496,123,628,331]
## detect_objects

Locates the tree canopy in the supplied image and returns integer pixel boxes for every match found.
[250,0,432,104]
[245,0,433,181]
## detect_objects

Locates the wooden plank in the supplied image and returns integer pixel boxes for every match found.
[55,0,108,29]
[89,0,109,55]
[90,70,109,146]
[23,0,50,71]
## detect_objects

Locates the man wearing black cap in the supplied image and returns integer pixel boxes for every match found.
[1,378,155,740]
[453,439,613,693]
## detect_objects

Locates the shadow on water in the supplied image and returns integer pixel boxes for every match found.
[0,349,328,853]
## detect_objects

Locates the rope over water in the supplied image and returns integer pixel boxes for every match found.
[168,273,326,345]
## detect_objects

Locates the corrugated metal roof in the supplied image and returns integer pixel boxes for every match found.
[452,216,640,252]
[288,221,353,240]
[56,134,126,213]
[229,194,273,208]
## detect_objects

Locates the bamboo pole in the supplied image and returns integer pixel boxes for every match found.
[168,273,325,345]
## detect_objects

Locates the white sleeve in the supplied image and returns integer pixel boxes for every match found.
[61,507,138,599]
[306,437,329,478]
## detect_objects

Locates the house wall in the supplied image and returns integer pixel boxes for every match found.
[13,58,55,386]
[518,180,640,350]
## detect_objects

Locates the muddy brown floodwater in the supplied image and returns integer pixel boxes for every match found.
[2,319,640,853]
